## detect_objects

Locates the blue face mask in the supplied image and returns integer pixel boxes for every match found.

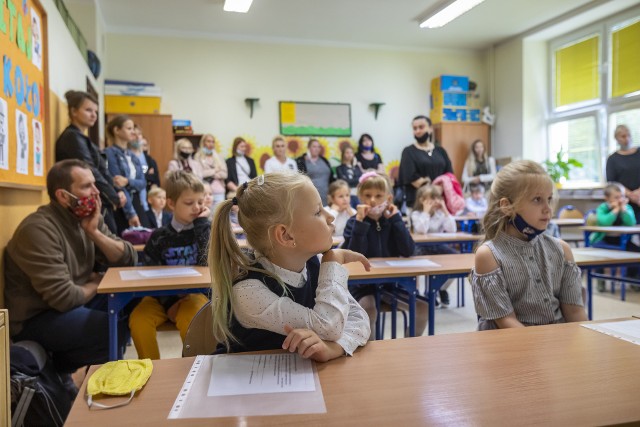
[202,147,213,155]
[510,214,545,241]
[361,146,373,152]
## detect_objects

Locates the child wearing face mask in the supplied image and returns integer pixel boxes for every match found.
[471,160,587,330]
[343,172,429,339]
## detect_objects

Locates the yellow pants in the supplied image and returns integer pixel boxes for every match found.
[129,294,209,359]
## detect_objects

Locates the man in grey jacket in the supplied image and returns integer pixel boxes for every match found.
[4,159,137,371]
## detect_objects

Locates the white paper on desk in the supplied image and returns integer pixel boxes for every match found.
[208,354,315,396]
[372,259,440,268]
[119,267,201,280]
[581,320,640,345]
[427,232,459,237]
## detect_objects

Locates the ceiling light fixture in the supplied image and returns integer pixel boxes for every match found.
[224,0,254,13]
[419,0,485,29]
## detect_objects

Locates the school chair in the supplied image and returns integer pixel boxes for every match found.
[583,209,632,300]
[377,291,409,340]
[182,301,217,357]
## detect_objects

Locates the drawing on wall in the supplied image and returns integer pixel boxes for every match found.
[0,98,7,170]
[33,119,43,176]
[31,10,42,70]
[279,102,351,137]
[16,110,29,175]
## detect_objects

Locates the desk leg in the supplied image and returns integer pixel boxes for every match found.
[428,276,436,336]
[587,269,593,320]
[407,281,416,337]
[107,293,133,361]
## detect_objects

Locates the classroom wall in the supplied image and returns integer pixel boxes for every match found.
[0,0,101,308]
[105,34,488,167]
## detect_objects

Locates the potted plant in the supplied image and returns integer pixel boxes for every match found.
[542,150,583,186]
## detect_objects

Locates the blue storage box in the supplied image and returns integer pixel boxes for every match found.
[443,108,467,121]
[443,92,467,107]
[438,75,469,92]
[468,109,481,122]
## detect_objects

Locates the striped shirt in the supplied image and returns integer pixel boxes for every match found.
[471,231,584,330]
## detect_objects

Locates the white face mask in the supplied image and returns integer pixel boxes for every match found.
[367,201,388,219]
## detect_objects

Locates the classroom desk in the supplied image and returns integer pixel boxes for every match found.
[551,217,585,227]
[65,320,640,426]
[411,232,482,253]
[99,266,211,360]
[454,214,480,232]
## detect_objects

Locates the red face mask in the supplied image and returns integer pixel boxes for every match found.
[63,190,97,218]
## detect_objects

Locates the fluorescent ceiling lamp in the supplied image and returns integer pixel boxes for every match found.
[224,0,254,13]
[420,0,485,29]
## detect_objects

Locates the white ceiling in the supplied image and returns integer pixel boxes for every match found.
[95,0,635,51]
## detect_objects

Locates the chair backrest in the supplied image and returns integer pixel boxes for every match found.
[558,205,584,220]
[585,209,597,226]
[182,301,217,357]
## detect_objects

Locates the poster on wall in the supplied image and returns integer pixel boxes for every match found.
[279,102,352,137]
[0,0,48,189]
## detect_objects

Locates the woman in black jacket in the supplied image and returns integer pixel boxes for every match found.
[55,90,123,233]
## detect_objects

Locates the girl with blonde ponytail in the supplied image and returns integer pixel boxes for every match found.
[209,171,371,361]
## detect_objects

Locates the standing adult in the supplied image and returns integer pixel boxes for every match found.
[399,115,453,209]
[356,133,385,173]
[104,115,145,232]
[128,128,150,214]
[296,138,335,205]
[461,139,496,193]
[264,135,297,173]
[606,124,640,222]
[195,133,228,208]
[226,137,257,195]
[4,159,137,371]
[168,138,204,181]
[55,90,123,234]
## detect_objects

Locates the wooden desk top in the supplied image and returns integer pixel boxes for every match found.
[65,320,640,426]
[346,254,476,279]
[411,232,483,243]
[98,266,211,293]
[551,218,585,226]
[581,225,640,234]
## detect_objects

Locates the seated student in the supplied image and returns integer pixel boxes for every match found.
[129,171,211,359]
[471,160,587,330]
[325,179,355,238]
[591,182,640,292]
[343,172,428,339]
[464,184,488,219]
[210,172,370,360]
[145,186,172,229]
[411,183,458,306]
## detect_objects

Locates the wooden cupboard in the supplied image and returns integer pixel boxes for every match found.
[433,122,490,182]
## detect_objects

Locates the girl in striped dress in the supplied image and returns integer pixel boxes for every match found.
[471,160,587,330]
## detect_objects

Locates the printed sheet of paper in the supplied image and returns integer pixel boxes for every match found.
[119,268,202,280]
[168,355,326,419]
[581,320,640,345]
[208,354,315,396]
[371,259,440,268]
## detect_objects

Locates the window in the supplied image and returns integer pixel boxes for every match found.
[548,9,640,187]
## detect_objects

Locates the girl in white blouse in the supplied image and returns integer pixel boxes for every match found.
[210,172,371,361]
[471,160,587,330]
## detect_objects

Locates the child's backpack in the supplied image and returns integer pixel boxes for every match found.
[10,341,76,427]
[433,173,466,215]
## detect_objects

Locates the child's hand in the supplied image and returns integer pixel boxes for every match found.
[330,203,342,213]
[282,325,342,362]
[322,248,371,271]
[356,204,370,221]
[383,203,399,218]
[199,206,211,218]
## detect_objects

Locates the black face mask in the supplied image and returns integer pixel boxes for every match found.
[179,151,191,159]
[415,132,432,144]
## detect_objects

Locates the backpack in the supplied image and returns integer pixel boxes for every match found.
[10,341,77,427]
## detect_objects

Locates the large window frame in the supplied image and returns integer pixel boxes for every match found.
[547,8,640,188]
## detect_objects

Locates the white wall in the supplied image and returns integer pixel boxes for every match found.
[105,34,487,165]
[522,39,548,163]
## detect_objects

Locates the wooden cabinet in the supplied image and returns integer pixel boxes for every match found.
[106,114,174,182]
[433,122,490,181]
[1,310,9,427]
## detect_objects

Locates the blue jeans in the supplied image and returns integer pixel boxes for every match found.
[13,294,131,372]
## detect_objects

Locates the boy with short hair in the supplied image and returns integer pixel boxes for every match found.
[145,186,172,228]
[129,171,211,359]
[464,184,488,218]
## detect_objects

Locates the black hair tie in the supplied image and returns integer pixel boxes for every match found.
[242,182,248,189]
[232,197,238,206]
